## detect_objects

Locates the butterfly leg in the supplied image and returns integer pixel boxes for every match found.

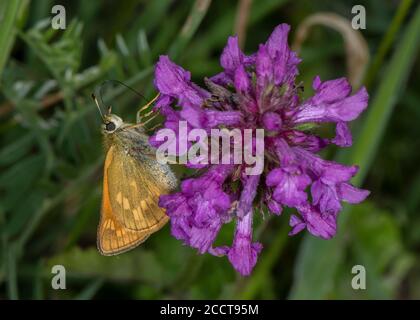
[128,111,161,130]
[136,93,160,124]
[145,122,162,133]
[141,113,160,128]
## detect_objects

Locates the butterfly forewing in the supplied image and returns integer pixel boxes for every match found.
[98,146,153,255]
[106,143,173,232]
[98,128,176,255]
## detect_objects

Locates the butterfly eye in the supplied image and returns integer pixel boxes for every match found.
[105,122,116,132]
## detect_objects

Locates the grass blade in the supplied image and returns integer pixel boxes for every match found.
[6,244,19,299]
[74,278,104,300]
[363,0,414,89]
[169,0,212,58]
[0,0,25,76]
[289,3,420,299]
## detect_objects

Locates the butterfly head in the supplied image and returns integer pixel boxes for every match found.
[91,93,124,134]
[102,113,123,134]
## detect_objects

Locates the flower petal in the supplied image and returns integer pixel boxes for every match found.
[285,130,328,152]
[339,183,370,204]
[311,180,342,215]
[154,56,209,127]
[267,198,283,215]
[159,165,234,254]
[311,76,352,103]
[189,219,223,253]
[237,174,260,218]
[227,210,262,276]
[234,64,251,93]
[288,214,306,235]
[220,36,244,75]
[293,77,368,124]
[274,138,295,166]
[298,205,337,239]
[255,44,273,88]
[332,122,352,147]
[262,112,282,131]
[265,23,299,84]
[204,110,242,128]
[267,166,311,207]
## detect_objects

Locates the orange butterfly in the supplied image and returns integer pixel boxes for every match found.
[92,94,177,255]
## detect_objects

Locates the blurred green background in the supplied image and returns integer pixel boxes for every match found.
[0,0,419,299]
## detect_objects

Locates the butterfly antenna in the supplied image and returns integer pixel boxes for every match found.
[99,79,147,104]
[91,94,105,121]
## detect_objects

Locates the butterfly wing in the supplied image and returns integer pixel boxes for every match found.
[98,144,174,255]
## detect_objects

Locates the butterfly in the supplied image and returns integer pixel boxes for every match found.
[92,93,177,255]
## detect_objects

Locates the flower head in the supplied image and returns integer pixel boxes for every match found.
[152,23,370,276]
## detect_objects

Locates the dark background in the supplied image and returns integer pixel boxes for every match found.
[0,0,419,299]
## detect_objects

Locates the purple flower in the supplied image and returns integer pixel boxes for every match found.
[153,23,370,276]
[266,166,311,207]
[159,165,233,253]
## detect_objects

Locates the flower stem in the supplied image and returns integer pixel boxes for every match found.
[234,0,253,49]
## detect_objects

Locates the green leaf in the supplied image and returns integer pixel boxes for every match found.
[334,202,413,299]
[4,191,45,238]
[0,154,45,211]
[0,134,34,166]
[350,203,403,272]
[137,29,152,68]
[74,278,104,300]
[168,0,212,58]
[46,247,172,286]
